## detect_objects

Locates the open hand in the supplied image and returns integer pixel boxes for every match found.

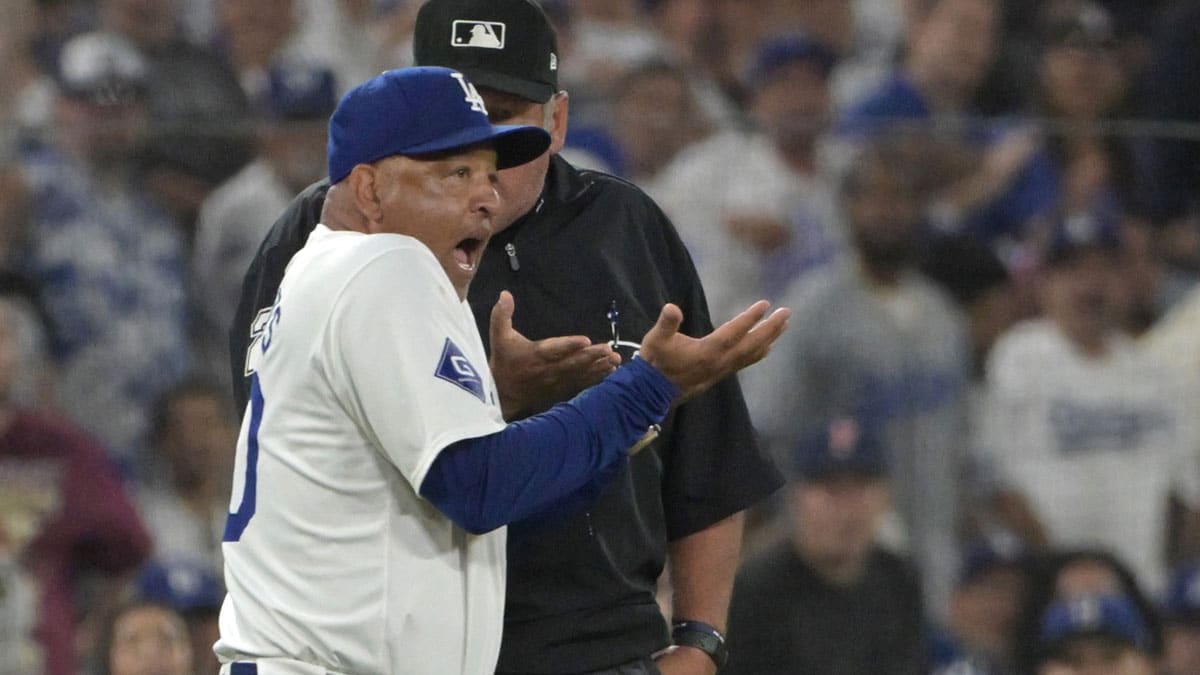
[639,300,790,403]
[489,291,621,419]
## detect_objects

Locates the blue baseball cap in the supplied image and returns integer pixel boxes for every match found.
[262,63,338,121]
[1039,594,1150,656]
[136,559,224,615]
[792,417,888,480]
[958,531,1030,585]
[1163,562,1200,624]
[326,66,551,183]
[746,33,838,90]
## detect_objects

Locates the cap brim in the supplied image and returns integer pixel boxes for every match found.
[403,123,551,170]
[458,68,555,104]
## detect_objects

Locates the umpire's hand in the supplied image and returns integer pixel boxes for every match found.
[489,290,621,420]
[639,300,790,403]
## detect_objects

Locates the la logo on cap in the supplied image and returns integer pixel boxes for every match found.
[452,20,506,49]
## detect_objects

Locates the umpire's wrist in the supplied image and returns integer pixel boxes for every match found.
[671,619,728,670]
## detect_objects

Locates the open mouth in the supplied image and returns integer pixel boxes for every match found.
[454,238,484,271]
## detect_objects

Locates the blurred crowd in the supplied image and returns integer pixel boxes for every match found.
[1,0,1200,673]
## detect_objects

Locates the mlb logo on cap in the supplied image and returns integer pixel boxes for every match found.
[414,0,560,103]
[453,20,506,49]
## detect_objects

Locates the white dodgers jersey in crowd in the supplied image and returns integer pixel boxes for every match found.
[215,224,507,674]
[979,319,1200,592]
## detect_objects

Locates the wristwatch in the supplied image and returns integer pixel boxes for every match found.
[671,620,729,669]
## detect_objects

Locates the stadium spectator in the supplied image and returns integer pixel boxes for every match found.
[1027,549,1162,667]
[606,59,711,186]
[564,0,660,98]
[837,0,1001,137]
[980,0,1141,274]
[134,376,236,577]
[1033,2,1134,216]
[1034,594,1158,675]
[17,31,192,468]
[838,0,1058,266]
[977,211,1200,594]
[706,0,805,103]
[1015,550,1164,673]
[747,138,972,618]
[191,63,337,386]
[0,295,151,675]
[638,0,741,126]
[723,416,925,675]
[653,33,843,323]
[96,0,253,231]
[136,559,224,675]
[929,535,1033,675]
[94,598,194,675]
[213,0,304,98]
[290,0,422,96]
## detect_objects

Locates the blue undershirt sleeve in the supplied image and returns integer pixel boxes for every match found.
[419,357,677,534]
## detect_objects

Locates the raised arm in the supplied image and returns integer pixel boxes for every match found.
[421,295,791,533]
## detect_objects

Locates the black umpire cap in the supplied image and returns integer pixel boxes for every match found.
[414,0,560,104]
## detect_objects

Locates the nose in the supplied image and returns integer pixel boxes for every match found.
[473,171,501,215]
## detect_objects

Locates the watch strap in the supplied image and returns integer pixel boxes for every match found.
[671,619,729,669]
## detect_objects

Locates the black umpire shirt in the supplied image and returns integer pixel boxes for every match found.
[229,155,784,673]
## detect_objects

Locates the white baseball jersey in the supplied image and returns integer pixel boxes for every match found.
[978,319,1200,591]
[215,224,507,674]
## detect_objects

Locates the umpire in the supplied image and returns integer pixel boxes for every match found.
[228,1,782,673]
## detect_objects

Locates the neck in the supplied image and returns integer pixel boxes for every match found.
[321,183,369,233]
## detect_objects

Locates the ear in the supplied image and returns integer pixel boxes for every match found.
[548,92,570,155]
[348,164,383,226]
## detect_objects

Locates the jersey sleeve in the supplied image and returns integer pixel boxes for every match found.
[322,247,506,490]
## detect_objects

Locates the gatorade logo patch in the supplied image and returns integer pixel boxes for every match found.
[434,338,486,402]
[451,20,505,49]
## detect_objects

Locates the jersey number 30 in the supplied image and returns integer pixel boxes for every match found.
[224,373,264,542]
